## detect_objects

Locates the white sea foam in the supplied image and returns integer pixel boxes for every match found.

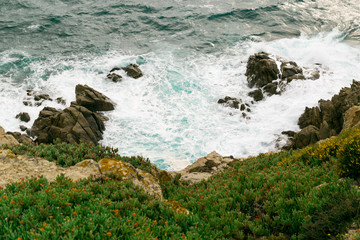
[0,30,359,170]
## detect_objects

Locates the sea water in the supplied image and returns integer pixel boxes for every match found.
[0,0,359,170]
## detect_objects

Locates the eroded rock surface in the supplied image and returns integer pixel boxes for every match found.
[177,151,242,184]
[75,84,115,112]
[0,127,19,147]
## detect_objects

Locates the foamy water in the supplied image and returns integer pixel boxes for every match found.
[0,30,359,170]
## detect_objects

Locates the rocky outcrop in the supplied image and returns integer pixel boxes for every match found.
[99,158,163,199]
[123,64,143,79]
[284,80,360,149]
[248,89,264,102]
[176,151,241,184]
[246,52,280,89]
[16,112,30,122]
[6,131,33,144]
[30,85,113,145]
[245,52,311,101]
[0,127,19,147]
[217,96,251,118]
[75,84,115,112]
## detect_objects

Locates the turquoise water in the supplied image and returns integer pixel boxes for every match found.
[1,0,360,170]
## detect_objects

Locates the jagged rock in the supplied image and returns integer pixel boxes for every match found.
[106,73,122,83]
[292,125,320,149]
[110,67,121,72]
[281,130,296,137]
[56,97,66,105]
[0,127,19,147]
[123,64,143,79]
[246,52,279,88]
[99,158,163,199]
[280,61,304,82]
[217,96,241,109]
[75,84,115,112]
[343,106,360,130]
[6,131,33,144]
[20,125,27,132]
[34,94,52,101]
[263,82,279,96]
[177,151,239,184]
[30,102,107,145]
[298,107,322,129]
[248,89,264,101]
[16,112,30,122]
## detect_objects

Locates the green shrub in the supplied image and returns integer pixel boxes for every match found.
[2,139,152,172]
[337,130,360,179]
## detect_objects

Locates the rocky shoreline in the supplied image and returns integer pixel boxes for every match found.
[1,53,359,196]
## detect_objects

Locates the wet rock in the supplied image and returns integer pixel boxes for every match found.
[123,64,143,79]
[309,70,320,80]
[56,97,66,105]
[0,127,19,147]
[75,84,115,112]
[263,82,279,96]
[20,125,27,132]
[298,107,322,129]
[248,89,264,102]
[30,86,112,146]
[281,130,296,137]
[110,67,121,72]
[245,52,279,88]
[217,96,241,109]
[106,73,122,83]
[16,112,30,122]
[280,61,304,82]
[23,101,32,106]
[292,125,320,149]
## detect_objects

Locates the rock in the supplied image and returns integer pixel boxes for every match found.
[23,101,32,106]
[16,112,30,122]
[298,107,321,129]
[0,127,19,147]
[263,82,279,96]
[248,89,264,102]
[280,61,304,82]
[281,130,296,137]
[56,97,66,105]
[75,84,115,112]
[292,125,320,149]
[177,151,239,184]
[217,96,241,109]
[106,73,122,83]
[99,158,163,199]
[30,102,107,145]
[343,106,360,130]
[20,125,27,132]
[6,131,33,144]
[35,94,52,101]
[245,52,279,88]
[309,70,320,80]
[110,67,121,72]
[123,64,143,79]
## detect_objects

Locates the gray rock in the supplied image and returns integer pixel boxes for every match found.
[123,64,143,79]
[16,112,30,122]
[75,84,115,112]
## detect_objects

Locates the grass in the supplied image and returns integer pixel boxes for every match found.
[0,129,360,239]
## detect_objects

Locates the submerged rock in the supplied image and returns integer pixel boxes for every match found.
[217,96,241,109]
[106,73,122,82]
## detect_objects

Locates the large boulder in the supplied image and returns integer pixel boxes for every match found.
[245,52,279,88]
[0,127,19,147]
[75,84,115,112]
[292,125,320,149]
[30,103,107,145]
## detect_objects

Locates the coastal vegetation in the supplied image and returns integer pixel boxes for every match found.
[1,128,359,239]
